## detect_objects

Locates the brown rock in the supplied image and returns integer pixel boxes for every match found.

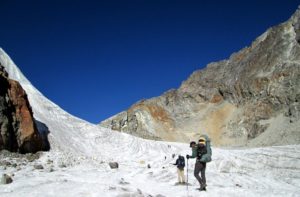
[210,94,223,103]
[7,80,42,153]
[0,64,43,153]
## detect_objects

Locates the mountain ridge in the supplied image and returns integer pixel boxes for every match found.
[100,7,300,146]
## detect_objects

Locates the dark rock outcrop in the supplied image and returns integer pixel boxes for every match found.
[100,7,300,146]
[0,64,44,153]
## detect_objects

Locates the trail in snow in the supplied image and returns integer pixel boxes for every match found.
[0,48,300,197]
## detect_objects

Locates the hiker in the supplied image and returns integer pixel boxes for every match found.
[173,155,186,184]
[186,135,212,191]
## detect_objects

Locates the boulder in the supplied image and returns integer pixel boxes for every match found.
[1,174,13,184]
[109,162,119,169]
[58,163,67,168]
[26,153,40,162]
[34,164,44,170]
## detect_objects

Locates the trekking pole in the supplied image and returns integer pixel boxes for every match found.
[186,158,189,191]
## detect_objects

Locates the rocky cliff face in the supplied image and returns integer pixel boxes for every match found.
[100,7,300,146]
[0,64,44,153]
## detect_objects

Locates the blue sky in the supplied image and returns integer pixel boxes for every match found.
[0,0,299,123]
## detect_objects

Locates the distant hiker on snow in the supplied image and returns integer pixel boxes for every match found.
[173,155,186,184]
[186,135,212,191]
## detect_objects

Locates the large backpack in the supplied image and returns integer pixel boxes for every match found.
[199,135,212,163]
[178,156,185,168]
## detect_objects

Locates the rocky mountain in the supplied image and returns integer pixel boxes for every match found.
[0,64,45,153]
[100,7,300,146]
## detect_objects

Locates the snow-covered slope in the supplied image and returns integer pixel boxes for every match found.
[0,48,299,196]
[0,47,167,158]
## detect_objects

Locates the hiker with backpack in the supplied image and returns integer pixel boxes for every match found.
[173,155,186,184]
[186,135,212,191]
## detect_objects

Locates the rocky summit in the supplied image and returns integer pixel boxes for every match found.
[100,7,300,147]
[0,64,43,153]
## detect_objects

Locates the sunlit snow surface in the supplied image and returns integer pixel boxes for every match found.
[0,48,299,197]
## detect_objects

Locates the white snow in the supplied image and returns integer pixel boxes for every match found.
[0,48,300,196]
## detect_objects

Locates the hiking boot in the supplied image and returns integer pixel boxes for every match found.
[196,187,206,191]
[199,184,207,191]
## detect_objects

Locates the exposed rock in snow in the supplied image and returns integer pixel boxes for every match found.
[0,64,46,153]
[109,162,119,169]
[33,164,44,170]
[1,174,13,184]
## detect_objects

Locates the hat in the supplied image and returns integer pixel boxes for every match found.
[198,137,206,145]
[190,141,196,147]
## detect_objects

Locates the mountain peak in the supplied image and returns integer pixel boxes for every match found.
[0,48,31,85]
[290,6,300,44]
[290,5,300,22]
